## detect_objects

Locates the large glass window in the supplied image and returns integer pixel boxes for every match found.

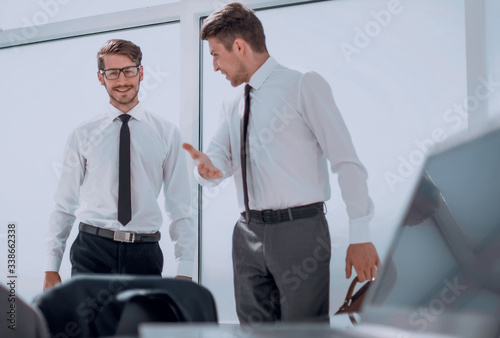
[0,0,180,30]
[0,22,184,301]
[201,0,466,323]
[485,0,500,118]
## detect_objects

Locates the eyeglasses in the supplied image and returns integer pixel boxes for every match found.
[100,65,141,80]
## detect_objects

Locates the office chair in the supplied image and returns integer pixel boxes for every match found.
[34,275,218,337]
[0,282,49,338]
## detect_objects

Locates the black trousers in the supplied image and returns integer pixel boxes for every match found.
[70,232,163,276]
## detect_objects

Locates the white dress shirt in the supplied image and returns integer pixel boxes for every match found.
[197,57,373,244]
[47,103,195,276]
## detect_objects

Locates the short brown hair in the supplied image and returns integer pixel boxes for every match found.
[200,2,267,53]
[97,39,142,70]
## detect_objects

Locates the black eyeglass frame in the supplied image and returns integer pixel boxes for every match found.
[99,65,142,80]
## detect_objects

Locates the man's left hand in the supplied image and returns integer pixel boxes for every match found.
[345,242,380,282]
[175,275,193,281]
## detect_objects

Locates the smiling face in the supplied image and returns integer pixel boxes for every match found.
[208,37,249,87]
[97,53,143,113]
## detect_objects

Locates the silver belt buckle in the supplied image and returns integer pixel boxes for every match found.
[113,230,135,243]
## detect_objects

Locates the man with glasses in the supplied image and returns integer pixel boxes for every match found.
[43,39,195,290]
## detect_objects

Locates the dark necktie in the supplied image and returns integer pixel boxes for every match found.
[240,84,252,222]
[118,114,132,225]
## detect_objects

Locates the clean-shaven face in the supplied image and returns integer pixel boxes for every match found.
[98,54,143,112]
[208,37,249,87]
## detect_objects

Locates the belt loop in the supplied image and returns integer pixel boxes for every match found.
[276,210,281,222]
[322,202,327,215]
[287,208,294,221]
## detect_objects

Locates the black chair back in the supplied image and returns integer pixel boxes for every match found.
[34,275,218,337]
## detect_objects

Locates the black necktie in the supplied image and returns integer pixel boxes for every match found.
[118,114,132,225]
[241,84,252,222]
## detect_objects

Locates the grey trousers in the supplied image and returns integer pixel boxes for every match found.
[232,212,331,323]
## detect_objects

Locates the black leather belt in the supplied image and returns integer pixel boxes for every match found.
[79,223,161,243]
[243,202,325,223]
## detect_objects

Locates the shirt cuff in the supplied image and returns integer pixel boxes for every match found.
[349,221,371,244]
[46,255,62,272]
[176,259,194,278]
[348,200,374,244]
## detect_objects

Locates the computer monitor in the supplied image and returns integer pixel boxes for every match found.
[361,120,500,338]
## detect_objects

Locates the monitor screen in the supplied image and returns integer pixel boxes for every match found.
[361,124,500,337]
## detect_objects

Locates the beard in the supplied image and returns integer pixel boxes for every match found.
[107,84,140,106]
[228,61,249,87]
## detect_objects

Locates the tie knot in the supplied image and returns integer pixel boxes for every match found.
[245,84,251,97]
[118,114,131,124]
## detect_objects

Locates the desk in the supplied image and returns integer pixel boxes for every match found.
[139,323,459,338]
[139,323,355,338]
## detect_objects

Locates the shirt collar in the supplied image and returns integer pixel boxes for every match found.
[105,102,145,121]
[247,56,278,90]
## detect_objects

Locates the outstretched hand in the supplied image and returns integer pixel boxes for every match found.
[345,242,381,282]
[182,143,223,180]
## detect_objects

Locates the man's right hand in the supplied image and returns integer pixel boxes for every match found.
[182,143,223,180]
[43,271,62,291]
